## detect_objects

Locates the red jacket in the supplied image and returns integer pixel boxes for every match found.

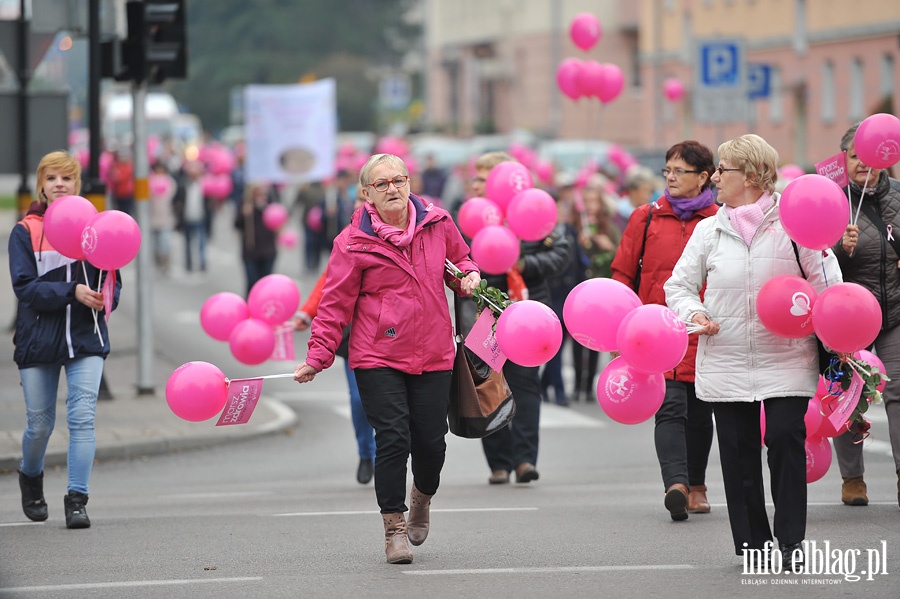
[610,197,718,381]
[306,195,478,374]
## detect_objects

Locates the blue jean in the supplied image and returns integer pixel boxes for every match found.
[183,221,207,271]
[344,359,375,461]
[20,356,104,494]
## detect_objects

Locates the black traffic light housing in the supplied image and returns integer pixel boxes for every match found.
[102,1,187,83]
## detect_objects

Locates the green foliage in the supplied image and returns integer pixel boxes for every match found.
[454,273,510,319]
[170,0,420,132]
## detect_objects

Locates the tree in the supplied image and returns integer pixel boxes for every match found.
[169,0,419,133]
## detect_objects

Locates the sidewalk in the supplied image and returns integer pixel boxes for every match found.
[0,208,297,473]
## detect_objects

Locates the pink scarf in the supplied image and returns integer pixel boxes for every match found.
[725,192,775,247]
[365,200,416,255]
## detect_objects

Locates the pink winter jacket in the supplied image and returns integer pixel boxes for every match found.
[305,195,478,374]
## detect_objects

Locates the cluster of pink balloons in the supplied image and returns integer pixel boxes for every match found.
[854,113,900,169]
[562,279,688,425]
[43,195,141,271]
[779,174,850,251]
[555,13,625,104]
[200,274,301,365]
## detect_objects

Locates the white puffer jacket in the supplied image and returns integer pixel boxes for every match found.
[664,199,843,403]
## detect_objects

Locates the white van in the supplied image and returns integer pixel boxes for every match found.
[103,92,180,148]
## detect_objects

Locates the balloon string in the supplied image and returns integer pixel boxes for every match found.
[83,262,103,347]
[851,169,871,226]
[225,373,295,386]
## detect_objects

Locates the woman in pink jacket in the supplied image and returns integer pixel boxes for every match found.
[294,154,480,565]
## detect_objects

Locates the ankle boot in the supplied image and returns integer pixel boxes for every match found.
[841,476,868,506]
[64,491,91,529]
[688,484,711,513]
[408,486,433,546]
[664,483,689,521]
[382,513,412,564]
[18,470,48,522]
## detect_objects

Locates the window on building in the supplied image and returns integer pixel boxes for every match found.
[822,60,835,123]
[770,67,783,124]
[793,0,807,55]
[881,54,895,101]
[849,58,864,120]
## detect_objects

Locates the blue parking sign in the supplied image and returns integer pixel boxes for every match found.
[701,42,741,87]
[746,64,772,100]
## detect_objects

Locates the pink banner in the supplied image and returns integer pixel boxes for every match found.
[101,270,116,323]
[815,152,849,188]
[215,377,264,426]
[826,370,863,432]
[464,309,507,370]
[270,323,295,361]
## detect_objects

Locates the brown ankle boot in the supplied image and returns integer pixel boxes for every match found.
[407,486,433,546]
[688,484,711,513]
[382,512,413,564]
[664,483,689,521]
[841,476,868,506]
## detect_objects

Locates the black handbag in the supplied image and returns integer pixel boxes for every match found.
[447,296,516,438]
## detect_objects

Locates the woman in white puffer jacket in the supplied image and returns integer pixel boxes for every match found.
[665,134,842,572]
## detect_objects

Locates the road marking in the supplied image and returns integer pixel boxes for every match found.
[0,578,262,594]
[0,522,43,528]
[273,507,538,517]
[405,565,695,576]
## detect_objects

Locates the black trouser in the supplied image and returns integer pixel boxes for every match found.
[713,397,807,555]
[354,368,451,514]
[482,361,541,472]
[655,380,714,489]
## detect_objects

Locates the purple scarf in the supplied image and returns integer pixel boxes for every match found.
[664,188,715,220]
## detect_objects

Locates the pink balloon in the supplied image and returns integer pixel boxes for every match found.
[569,12,602,51]
[805,398,824,438]
[756,275,818,338]
[805,435,833,483]
[563,278,642,352]
[778,164,805,181]
[854,349,887,392]
[616,304,689,374]
[811,283,881,353]
[596,357,666,425]
[535,161,555,185]
[200,292,249,342]
[663,78,685,102]
[506,188,558,242]
[760,402,766,445]
[576,60,605,98]
[278,229,299,248]
[248,274,301,326]
[99,151,113,181]
[43,195,98,260]
[165,361,229,422]
[458,197,503,239]
[495,300,563,367]
[470,225,521,275]
[306,205,324,233]
[596,63,625,103]
[485,162,533,213]
[149,174,172,197]
[853,113,900,169]
[556,58,584,100]
[262,203,289,231]
[779,174,849,251]
[229,318,276,365]
[81,210,142,271]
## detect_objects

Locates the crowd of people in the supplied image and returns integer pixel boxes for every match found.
[10,128,900,572]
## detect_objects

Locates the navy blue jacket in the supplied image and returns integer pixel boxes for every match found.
[9,213,122,368]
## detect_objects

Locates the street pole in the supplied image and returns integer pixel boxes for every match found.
[83,0,107,213]
[132,81,155,395]
[16,0,30,217]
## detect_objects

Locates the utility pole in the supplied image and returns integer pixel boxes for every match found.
[16,0,30,217]
[83,0,107,214]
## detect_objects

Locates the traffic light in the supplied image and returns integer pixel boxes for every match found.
[125,0,188,84]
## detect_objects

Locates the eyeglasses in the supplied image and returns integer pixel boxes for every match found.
[715,166,742,175]
[661,168,699,177]
[368,175,409,192]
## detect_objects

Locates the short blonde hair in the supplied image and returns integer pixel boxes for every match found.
[474,151,514,172]
[359,154,408,187]
[36,151,82,202]
[717,134,779,195]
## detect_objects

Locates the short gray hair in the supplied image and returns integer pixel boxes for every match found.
[359,154,408,187]
[840,122,863,152]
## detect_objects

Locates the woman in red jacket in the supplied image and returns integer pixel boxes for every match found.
[610,140,718,521]
[294,154,480,565]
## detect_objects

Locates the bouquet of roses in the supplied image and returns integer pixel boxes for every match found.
[822,354,890,439]
[445,259,510,318]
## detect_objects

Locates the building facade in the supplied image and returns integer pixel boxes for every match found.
[422,0,900,167]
